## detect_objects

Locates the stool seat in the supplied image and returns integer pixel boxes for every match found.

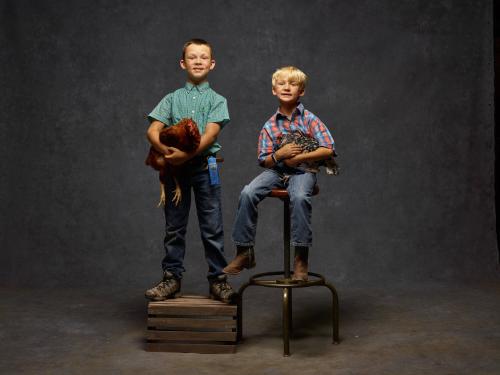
[269,185,319,198]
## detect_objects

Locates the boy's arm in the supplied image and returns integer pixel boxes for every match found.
[258,125,302,168]
[283,147,333,167]
[147,120,171,155]
[282,113,335,167]
[261,143,302,168]
[164,122,221,165]
[147,94,173,155]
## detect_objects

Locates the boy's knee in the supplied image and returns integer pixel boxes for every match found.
[240,185,255,201]
[290,191,311,205]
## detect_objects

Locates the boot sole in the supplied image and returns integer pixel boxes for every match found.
[209,293,237,304]
[145,291,181,301]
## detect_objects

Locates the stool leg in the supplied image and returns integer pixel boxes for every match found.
[288,287,293,335]
[283,287,291,356]
[324,282,340,344]
[237,281,252,342]
[283,197,291,279]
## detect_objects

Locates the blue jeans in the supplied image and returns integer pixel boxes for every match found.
[232,169,317,247]
[161,164,227,280]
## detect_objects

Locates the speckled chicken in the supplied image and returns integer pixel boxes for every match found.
[145,118,201,206]
[278,131,339,175]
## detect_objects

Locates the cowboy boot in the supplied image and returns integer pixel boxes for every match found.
[223,246,256,275]
[292,246,309,281]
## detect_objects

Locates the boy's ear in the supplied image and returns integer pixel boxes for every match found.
[209,59,216,70]
[180,59,187,70]
[272,86,277,96]
[299,89,305,97]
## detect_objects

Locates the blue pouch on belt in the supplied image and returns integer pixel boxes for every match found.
[208,156,220,185]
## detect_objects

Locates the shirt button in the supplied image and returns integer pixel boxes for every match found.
[193,96,196,99]
[191,110,195,113]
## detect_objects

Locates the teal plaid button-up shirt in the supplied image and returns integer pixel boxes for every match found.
[148,82,230,155]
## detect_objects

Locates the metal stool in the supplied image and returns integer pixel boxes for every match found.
[237,186,340,356]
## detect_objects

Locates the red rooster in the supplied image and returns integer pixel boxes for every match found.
[145,118,201,206]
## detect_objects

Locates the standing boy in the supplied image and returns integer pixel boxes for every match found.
[145,39,236,303]
[224,66,335,281]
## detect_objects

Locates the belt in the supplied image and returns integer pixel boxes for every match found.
[184,154,217,170]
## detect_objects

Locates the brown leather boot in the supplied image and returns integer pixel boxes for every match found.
[223,246,256,275]
[292,247,309,281]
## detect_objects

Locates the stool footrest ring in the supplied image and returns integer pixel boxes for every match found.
[248,271,327,288]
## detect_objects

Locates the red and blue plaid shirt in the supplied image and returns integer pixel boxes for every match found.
[257,103,335,164]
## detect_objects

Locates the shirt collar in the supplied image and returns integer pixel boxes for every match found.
[275,102,304,120]
[185,81,210,93]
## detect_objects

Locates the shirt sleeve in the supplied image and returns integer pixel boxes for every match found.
[257,127,274,165]
[148,94,172,125]
[207,96,230,128]
[309,116,335,150]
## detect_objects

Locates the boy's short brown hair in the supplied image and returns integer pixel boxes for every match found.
[182,38,213,59]
[272,66,308,90]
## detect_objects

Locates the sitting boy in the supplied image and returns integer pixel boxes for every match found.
[145,39,236,303]
[224,66,335,281]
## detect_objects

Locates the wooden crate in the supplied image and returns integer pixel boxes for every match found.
[146,295,238,354]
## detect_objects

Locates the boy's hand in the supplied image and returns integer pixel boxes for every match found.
[164,147,191,166]
[283,155,303,167]
[275,143,302,160]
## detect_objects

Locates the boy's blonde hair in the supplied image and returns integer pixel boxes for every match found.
[272,66,308,90]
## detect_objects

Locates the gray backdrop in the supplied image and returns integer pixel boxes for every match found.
[1,0,497,290]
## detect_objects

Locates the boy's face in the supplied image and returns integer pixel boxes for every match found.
[272,76,304,105]
[180,44,215,84]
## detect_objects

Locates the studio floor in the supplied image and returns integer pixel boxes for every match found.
[1,281,499,375]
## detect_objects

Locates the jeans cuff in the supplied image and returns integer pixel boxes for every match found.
[291,241,312,247]
[162,268,182,280]
[233,240,254,247]
[207,273,226,282]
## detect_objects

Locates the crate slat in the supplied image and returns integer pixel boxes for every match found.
[148,305,236,316]
[151,298,226,306]
[146,330,237,341]
[148,317,236,330]
[146,342,236,354]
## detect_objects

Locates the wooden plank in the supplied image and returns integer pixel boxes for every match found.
[146,342,236,354]
[148,317,236,330]
[150,298,233,306]
[180,295,211,299]
[151,298,228,306]
[146,330,237,342]
[148,305,236,316]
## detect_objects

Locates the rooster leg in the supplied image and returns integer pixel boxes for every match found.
[171,176,182,206]
[158,183,166,207]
